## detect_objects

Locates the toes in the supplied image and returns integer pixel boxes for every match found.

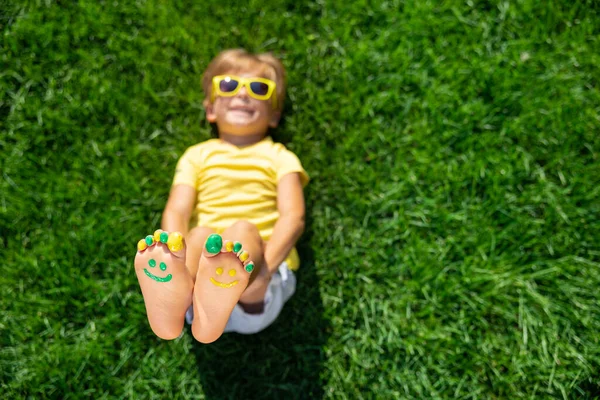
[166,232,184,253]
[233,242,242,253]
[202,235,253,273]
[222,240,254,273]
[137,234,156,252]
[244,262,255,273]
[154,229,170,245]
[238,250,249,262]
[204,234,223,256]
[136,230,185,255]
[137,239,149,252]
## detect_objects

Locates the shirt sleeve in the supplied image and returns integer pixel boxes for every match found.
[172,148,199,188]
[274,146,309,187]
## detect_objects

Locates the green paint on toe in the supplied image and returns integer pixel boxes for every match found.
[160,232,169,243]
[245,262,254,273]
[205,234,223,254]
[233,242,242,253]
[145,235,154,246]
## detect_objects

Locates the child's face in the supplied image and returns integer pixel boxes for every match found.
[206,69,280,138]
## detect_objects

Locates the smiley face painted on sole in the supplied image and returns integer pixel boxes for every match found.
[210,267,239,288]
[144,258,173,283]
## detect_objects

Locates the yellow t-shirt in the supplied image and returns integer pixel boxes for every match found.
[172,137,309,270]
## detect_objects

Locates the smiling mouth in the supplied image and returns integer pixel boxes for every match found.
[229,107,254,114]
[210,277,239,288]
[144,268,173,283]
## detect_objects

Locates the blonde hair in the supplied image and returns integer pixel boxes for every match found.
[202,49,287,112]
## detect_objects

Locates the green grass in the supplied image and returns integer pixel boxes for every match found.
[2,0,600,398]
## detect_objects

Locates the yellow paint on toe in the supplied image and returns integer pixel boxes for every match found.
[153,229,164,242]
[229,269,236,277]
[137,239,148,251]
[167,232,183,252]
[238,251,249,262]
[225,241,234,252]
[210,278,239,288]
[216,267,223,275]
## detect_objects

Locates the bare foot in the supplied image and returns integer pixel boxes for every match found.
[191,234,255,343]
[134,230,193,339]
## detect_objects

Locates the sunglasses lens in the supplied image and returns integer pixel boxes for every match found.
[249,81,270,96]
[219,78,238,93]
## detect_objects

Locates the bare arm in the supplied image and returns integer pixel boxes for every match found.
[161,184,196,237]
[264,172,306,275]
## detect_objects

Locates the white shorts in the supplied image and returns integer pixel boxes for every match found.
[185,262,296,335]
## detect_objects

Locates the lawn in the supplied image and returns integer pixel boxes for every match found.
[1,0,599,398]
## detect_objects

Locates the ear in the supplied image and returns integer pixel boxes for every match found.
[204,99,217,123]
[269,111,281,128]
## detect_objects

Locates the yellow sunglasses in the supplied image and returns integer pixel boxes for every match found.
[211,75,277,109]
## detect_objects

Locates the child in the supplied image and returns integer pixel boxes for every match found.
[134,49,308,344]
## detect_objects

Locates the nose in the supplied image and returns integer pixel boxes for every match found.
[236,85,250,99]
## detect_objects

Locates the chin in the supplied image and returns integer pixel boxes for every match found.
[222,122,269,135]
